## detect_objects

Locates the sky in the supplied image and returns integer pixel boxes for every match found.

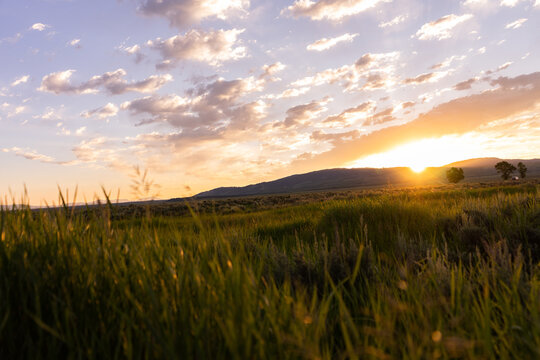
[1,0,539,204]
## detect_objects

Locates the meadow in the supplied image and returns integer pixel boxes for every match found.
[1,182,540,359]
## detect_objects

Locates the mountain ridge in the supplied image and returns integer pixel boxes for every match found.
[169,158,540,200]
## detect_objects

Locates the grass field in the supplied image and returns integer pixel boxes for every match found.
[1,182,540,359]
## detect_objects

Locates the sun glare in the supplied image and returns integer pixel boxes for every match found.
[410,164,426,173]
[349,135,486,170]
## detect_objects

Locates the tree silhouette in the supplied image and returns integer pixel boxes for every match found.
[446,167,465,183]
[494,161,516,180]
[517,162,527,179]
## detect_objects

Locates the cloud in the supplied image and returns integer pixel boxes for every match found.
[138,0,250,28]
[307,33,358,51]
[122,75,265,132]
[0,32,22,44]
[500,0,523,7]
[505,18,527,29]
[68,39,81,48]
[361,72,398,90]
[119,44,146,63]
[378,14,407,28]
[260,62,286,81]
[75,126,87,136]
[415,14,473,40]
[323,101,375,127]
[39,69,172,95]
[281,97,331,128]
[404,73,436,85]
[401,101,415,109]
[403,71,449,85]
[122,94,190,121]
[81,103,119,119]
[485,61,512,75]
[31,106,65,122]
[292,65,354,88]
[7,105,26,117]
[3,147,55,162]
[453,77,478,90]
[2,147,77,165]
[103,128,273,183]
[367,107,395,125]
[287,72,540,173]
[30,23,50,31]
[284,0,390,21]
[147,28,246,67]
[11,75,29,87]
[291,51,400,91]
[71,137,129,170]
[462,0,488,6]
[266,86,311,100]
[430,55,466,69]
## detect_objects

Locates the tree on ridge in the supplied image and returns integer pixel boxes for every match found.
[517,162,527,179]
[495,161,516,180]
[446,167,465,183]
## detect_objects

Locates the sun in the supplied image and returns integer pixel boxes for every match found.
[348,135,485,171]
[410,164,426,173]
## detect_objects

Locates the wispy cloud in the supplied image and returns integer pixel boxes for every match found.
[453,77,478,90]
[7,105,26,117]
[485,61,513,75]
[280,97,332,128]
[147,28,246,68]
[403,71,449,85]
[81,103,119,119]
[266,86,311,100]
[29,23,50,31]
[323,101,375,127]
[39,69,172,95]
[379,14,407,28]
[462,0,488,7]
[284,0,390,21]
[71,137,130,170]
[0,32,22,45]
[415,14,473,40]
[500,0,523,7]
[260,62,286,81]
[306,33,358,51]
[291,51,400,91]
[2,147,77,165]
[430,55,466,69]
[138,0,250,28]
[505,18,527,29]
[11,75,29,87]
[118,44,146,64]
[68,38,81,48]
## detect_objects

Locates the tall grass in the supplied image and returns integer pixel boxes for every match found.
[0,184,539,359]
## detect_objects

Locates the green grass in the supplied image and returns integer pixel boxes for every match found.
[1,183,540,359]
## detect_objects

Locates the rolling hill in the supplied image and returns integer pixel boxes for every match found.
[172,158,540,200]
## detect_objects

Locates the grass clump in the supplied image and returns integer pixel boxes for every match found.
[0,183,539,359]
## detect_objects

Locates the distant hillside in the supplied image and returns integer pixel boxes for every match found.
[192,167,422,199]
[179,158,540,199]
[447,157,503,168]
[447,158,540,180]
